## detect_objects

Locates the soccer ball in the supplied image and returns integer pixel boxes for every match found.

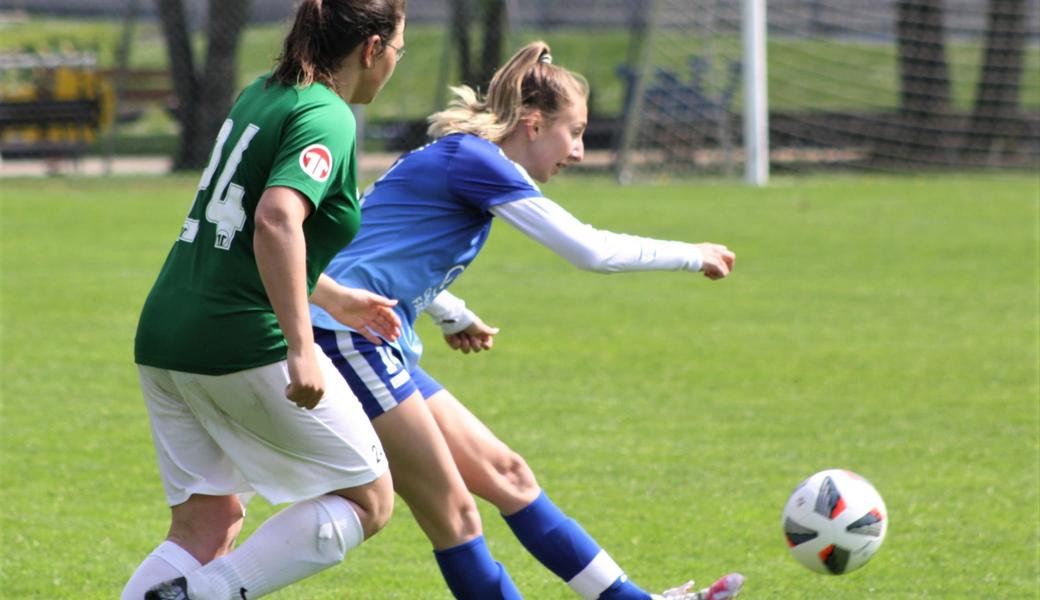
[782,469,888,575]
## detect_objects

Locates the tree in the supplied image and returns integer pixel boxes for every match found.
[450,0,476,87]
[889,0,951,162]
[477,0,507,92]
[450,0,508,92]
[966,0,1028,160]
[896,0,951,119]
[158,0,250,170]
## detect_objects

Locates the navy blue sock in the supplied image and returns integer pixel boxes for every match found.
[598,576,654,600]
[503,492,650,600]
[433,535,522,600]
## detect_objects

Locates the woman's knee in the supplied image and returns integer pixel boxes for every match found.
[334,470,394,539]
[468,448,540,506]
[431,487,485,545]
[498,451,538,496]
[366,472,395,534]
[395,477,484,547]
[168,494,245,563]
[452,490,484,536]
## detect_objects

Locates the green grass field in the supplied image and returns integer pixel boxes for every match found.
[1,173,1037,598]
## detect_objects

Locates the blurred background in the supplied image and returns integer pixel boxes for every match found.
[0,0,1037,180]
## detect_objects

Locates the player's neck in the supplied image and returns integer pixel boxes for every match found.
[497,133,529,171]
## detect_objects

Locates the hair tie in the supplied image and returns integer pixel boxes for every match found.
[538,51,553,65]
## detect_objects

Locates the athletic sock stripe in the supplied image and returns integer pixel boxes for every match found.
[566,550,624,600]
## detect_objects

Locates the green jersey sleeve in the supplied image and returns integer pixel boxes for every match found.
[266,97,355,209]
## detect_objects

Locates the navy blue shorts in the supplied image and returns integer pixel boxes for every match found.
[314,327,444,420]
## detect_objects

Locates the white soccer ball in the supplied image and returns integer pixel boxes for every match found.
[781,469,888,575]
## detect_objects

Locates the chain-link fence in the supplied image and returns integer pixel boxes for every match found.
[765,0,1040,173]
[615,0,1040,180]
[2,0,1038,177]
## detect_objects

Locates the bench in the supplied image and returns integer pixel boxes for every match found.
[100,68,176,123]
[0,51,105,162]
[0,97,101,160]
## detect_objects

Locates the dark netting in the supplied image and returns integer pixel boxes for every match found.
[765,0,1039,174]
[617,0,1039,180]
[2,0,1037,176]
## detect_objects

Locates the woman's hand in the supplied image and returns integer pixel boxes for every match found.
[285,345,325,409]
[444,316,500,354]
[695,243,736,280]
[312,277,401,344]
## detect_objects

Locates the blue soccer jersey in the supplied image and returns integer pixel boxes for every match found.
[311,133,542,369]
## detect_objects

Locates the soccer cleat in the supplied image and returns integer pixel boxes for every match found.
[144,576,190,600]
[653,572,745,600]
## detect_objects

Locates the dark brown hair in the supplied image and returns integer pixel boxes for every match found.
[272,0,405,88]
[427,41,588,143]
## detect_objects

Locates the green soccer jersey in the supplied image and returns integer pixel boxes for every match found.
[135,75,360,374]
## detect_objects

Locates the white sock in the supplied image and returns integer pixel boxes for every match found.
[186,495,364,599]
[121,540,201,600]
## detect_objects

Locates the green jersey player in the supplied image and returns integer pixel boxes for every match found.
[134,73,362,374]
[124,2,407,599]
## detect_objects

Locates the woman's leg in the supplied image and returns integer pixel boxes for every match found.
[124,367,248,599]
[151,474,393,600]
[374,393,481,546]
[167,494,246,561]
[121,494,243,600]
[425,389,539,512]
[427,388,744,600]
[315,327,522,600]
[372,393,522,600]
[137,357,395,600]
[427,389,656,600]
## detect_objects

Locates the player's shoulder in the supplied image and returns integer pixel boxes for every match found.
[294,81,349,107]
[452,133,508,163]
[448,134,531,182]
[294,84,353,124]
[235,77,352,126]
[402,134,505,172]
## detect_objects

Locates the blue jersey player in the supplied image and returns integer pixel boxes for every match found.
[312,42,744,600]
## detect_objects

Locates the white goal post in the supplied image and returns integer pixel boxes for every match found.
[613,0,770,185]
[742,0,770,186]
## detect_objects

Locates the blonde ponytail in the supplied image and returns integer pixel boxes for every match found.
[427,41,588,143]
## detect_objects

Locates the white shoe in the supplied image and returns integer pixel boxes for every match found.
[653,573,745,600]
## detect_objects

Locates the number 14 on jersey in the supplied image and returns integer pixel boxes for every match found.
[179,119,260,250]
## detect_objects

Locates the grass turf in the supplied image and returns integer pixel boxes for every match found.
[0,173,1037,598]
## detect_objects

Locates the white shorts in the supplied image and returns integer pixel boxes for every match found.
[138,348,387,506]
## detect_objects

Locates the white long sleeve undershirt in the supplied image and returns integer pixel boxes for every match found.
[424,196,703,331]
[489,196,703,274]
[424,289,476,334]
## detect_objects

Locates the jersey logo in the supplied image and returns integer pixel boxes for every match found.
[411,265,467,314]
[299,144,333,182]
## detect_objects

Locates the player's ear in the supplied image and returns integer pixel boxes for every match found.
[360,35,382,68]
[524,111,543,140]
